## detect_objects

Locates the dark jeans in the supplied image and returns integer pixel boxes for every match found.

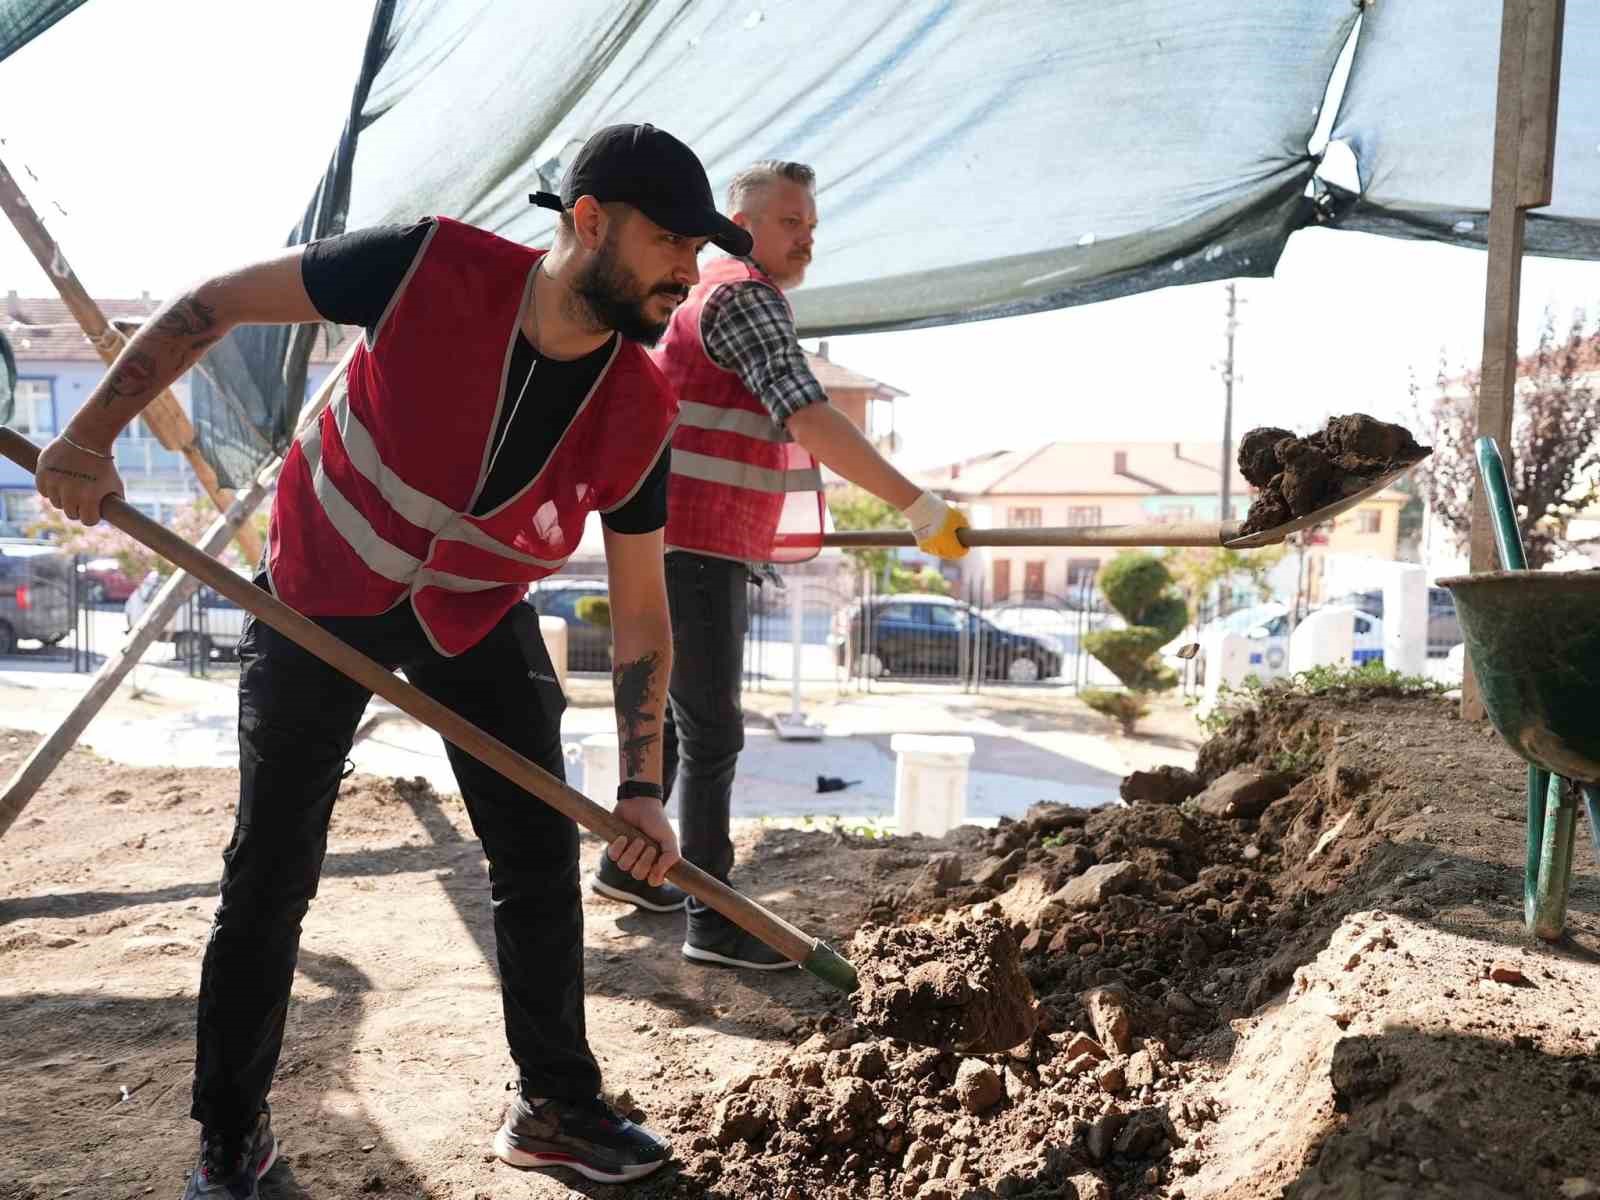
[191,578,597,1138]
[662,552,749,884]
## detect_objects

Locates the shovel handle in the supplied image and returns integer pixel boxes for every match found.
[822,521,1237,549]
[1,428,851,984]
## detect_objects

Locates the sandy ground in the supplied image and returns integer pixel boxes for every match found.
[2,685,1598,1199]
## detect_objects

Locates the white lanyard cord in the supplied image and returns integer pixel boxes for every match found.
[486,266,543,481]
[485,353,536,481]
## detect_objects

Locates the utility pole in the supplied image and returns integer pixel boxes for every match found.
[1219,282,1238,522]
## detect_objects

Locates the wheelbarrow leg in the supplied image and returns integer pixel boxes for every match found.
[1525,766,1549,933]
[1530,772,1578,942]
[1584,784,1600,867]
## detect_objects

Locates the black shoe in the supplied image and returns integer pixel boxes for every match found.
[492,1093,669,1183]
[591,854,687,913]
[682,899,796,971]
[181,1107,278,1199]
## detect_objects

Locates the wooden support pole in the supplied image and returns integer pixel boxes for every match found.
[0,350,349,840]
[1463,0,1565,721]
[0,154,264,565]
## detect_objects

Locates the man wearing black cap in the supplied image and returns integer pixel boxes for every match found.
[36,124,749,1197]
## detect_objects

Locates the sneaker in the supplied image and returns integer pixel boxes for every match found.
[682,899,796,971]
[492,1093,669,1183]
[182,1107,278,1199]
[591,854,687,913]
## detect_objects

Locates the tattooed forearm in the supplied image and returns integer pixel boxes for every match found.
[99,349,158,407]
[613,650,663,779]
[152,295,221,352]
[94,293,221,411]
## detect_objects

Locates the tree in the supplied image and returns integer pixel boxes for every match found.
[1165,544,1286,620]
[827,486,904,581]
[574,595,611,628]
[26,492,265,579]
[1081,552,1188,735]
[1415,309,1600,568]
[827,485,950,594]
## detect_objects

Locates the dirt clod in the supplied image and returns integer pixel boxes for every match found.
[851,917,1038,1053]
[954,1059,1004,1113]
[1237,413,1428,536]
[1081,984,1134,1055]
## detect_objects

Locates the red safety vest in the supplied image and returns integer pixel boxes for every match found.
[268,217,678,656]
[653,257,825,563]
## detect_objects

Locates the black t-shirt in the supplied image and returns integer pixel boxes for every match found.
[300,218,668,531]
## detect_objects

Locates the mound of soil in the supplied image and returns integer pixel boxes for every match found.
[638,691,1600,1200]
[1237,414,1429,536]
[851,916,1039,1054]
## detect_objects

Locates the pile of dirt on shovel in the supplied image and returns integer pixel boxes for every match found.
[1236,414,1428,537]
[640,687,1600,1200]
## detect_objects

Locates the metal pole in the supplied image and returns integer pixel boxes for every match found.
[789,578,803,721]
[1220,282,1237,521]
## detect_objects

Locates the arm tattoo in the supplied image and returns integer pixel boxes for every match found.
[45,466,98,482]
[99,349,158,408]
[612,651,662,779]
[152,295,221,352]
[98,295,219,408]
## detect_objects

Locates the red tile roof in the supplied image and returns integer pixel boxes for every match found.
[804,350,904,397]
[917,441,1254,499]
[4,294,351,364]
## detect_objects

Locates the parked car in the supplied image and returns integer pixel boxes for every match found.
[0,540,74,655]
[124,568,251,660]
[77,556,138,605]
[984,602,1119,657]
[526,579,612,672]
[833,594,1063,683]
[1165,601,1384,682]
[1322,587,1462,658]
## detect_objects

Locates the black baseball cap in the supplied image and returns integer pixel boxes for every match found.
[530,124,752,258]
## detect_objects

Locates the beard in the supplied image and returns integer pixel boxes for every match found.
[573,234,687,346]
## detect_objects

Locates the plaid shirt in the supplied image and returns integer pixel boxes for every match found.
[701,261,829,426]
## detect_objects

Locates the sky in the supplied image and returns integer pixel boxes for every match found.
[3,2,1597,474]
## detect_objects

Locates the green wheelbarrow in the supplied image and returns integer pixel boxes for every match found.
[1439,437,1600,941]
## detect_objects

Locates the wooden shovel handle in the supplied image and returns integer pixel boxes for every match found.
[0,428,820,965]
[822,520,1239,549]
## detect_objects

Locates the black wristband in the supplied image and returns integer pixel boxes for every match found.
[617,780,664,802]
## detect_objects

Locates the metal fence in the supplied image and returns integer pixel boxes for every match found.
[739,568,1135,698]
[0,549,102,671]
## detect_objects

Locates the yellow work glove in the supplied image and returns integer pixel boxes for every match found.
[902,491,970,560]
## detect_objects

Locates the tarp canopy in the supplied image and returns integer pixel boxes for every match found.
[5,0,1600,482]
[334,0,1362,336]
[0,328,15,421]
[0,0,83,62]
[1328,2,1600,257]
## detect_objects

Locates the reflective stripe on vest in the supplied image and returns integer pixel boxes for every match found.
[676,399,793,444]
[671,448,823,494]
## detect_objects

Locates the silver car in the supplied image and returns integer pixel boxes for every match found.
[0,540,74,655]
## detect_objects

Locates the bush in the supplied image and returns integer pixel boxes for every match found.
[1141,592,1189,642]
[1083,628,1170,688]
[1099,553,1172,625]
[888,564,951,595]
[574,595,611,628]
[1081,552,1188,735]
[1081,689,1150,735]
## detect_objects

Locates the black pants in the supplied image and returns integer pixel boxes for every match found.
[191,579,597,1138]
[661,552,749,884]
